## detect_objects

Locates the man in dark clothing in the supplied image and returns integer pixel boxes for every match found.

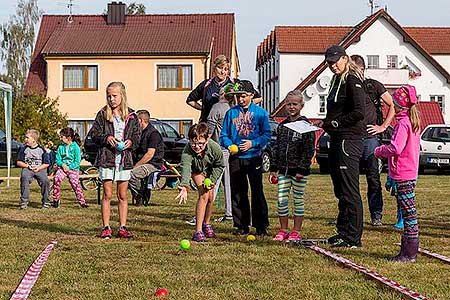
[129,110,164,205]
[351,55,395,226]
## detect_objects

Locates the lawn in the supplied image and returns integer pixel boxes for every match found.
[1,166,449,300]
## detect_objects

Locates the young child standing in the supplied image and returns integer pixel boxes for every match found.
[374,85,421,262]
[269,91,316,241]
[89,81,140,239]
[176,123,224,242]
[16,129,50,209]
[52,127,88,208]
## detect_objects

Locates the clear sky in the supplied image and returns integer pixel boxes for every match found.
[1,0,450,83]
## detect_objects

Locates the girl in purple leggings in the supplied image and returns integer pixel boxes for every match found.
[374,85,421,262]
[52,127,88,208]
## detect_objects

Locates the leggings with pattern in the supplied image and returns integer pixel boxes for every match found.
[395,179,418,239]
[277,175,308,217]
[53,168,86,204]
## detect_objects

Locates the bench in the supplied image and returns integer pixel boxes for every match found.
[0,174,102,204]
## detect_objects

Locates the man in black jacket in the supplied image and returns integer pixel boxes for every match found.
[351,55,395,226]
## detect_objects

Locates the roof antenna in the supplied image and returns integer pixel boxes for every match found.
[367,0,380,15]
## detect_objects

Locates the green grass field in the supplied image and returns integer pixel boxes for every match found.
[1,166,449,299]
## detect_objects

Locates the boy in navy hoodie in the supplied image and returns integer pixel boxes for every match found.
[220,80,271,236]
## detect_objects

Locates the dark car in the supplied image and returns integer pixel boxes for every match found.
[316,126,393,174]
[83,119,188,165]
[261,119,279,173]
[0,128,23,166]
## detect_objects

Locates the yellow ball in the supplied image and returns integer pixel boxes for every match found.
[247,234,256,241]
[229,144,239,155]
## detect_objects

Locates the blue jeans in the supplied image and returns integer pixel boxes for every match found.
[362,137,383,220]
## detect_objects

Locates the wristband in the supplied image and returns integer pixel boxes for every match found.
[331,120,339,128]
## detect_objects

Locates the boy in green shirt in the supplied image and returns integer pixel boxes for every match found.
[176,123,224,242]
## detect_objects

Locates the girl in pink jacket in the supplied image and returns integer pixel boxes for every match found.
[374,85,421,263]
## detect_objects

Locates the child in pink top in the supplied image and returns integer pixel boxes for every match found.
[374,85,421,263]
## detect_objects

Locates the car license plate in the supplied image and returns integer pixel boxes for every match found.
[428,158,450,164]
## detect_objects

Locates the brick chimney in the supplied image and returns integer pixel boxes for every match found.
[107,2,126,25]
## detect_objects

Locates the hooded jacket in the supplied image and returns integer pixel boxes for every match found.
[374,110,420,180]
[89,107,140,170]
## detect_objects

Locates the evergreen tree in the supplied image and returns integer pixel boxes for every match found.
[127,3,146,15]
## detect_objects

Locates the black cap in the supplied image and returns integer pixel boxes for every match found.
[224,80,256,95]
[325,45,346,63]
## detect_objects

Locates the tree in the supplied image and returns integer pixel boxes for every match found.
[127,3,146,15]
[0,93,68,148]
[0,0,41,97]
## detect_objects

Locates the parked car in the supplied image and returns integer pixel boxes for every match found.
[83,119,188,165]
[316,126,393,174]
[261,119,280,173]
[0,128,23,166]
[419,124,450,173]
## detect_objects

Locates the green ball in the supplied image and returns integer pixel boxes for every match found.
[203,178,212,187]
[180,239,191,251]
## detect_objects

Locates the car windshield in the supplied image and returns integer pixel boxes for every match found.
[163,123,180,139]
[422,127,450,142]
[0,129,5,140]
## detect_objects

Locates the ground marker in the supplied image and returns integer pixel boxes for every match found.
[303,243,429,300]
[10,241,57,300]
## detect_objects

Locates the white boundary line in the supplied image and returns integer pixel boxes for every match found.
[10,241,57,300]
[418,247,450,264]
[307,244,429,300]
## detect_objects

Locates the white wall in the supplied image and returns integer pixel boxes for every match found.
[278,52,323,103]
[433,55,450,73]
[276,18,450,123]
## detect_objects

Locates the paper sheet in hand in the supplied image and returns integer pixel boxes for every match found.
[283,120,320,134]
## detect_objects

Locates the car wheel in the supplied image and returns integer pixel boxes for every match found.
[261,151,270,173]
[418,165,425,174]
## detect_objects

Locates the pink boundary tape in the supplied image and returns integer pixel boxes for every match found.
[10,241,57,300]
[307,244,429,300]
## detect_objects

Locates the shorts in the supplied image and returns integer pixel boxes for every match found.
[99,167,131,182]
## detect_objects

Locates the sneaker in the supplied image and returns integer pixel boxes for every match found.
[330,238,361,248]
[117,226,134,239]
[273,229,289,241]
[371,218,383,226]
[192,230,206,242]
[79,202,89,208]
[41,203,50,209]
[185,216,196,226]
[255,228,268,236]
[215,215,233,222]
[100,226,112,239]
[202,224,216,238]
[53,200,60,208]
[288,230,302,242]
[19,203,28,209]
[327,234,342,245]
[233,227,250,235]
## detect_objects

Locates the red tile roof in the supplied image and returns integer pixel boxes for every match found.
[25,13,235,94]
[405,27,450,55]
[270,9,450,120]
[382,101,445,132]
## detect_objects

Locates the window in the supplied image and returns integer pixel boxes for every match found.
[157,65,192,90]
[387,55,398,68]
[161,119,193,137]
[68,120,94,141]
[367,55,379,69]
[63,65,98,90]
[319,95,326,114]
[430,95,445,112]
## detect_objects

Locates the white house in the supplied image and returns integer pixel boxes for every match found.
[257,9,450,124]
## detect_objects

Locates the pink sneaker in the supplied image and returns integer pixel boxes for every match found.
[288,230,302,242]
[273,230,289,241]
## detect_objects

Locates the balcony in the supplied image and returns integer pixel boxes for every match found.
[365,68,409,86]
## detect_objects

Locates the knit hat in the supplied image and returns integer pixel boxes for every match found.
[392,85,418,109]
